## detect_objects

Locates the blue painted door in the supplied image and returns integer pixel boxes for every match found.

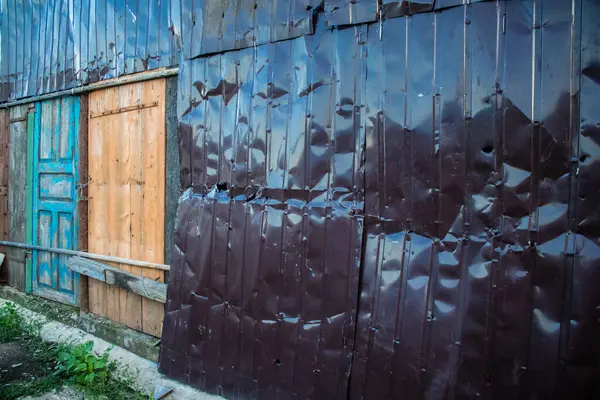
[32,98,80,305]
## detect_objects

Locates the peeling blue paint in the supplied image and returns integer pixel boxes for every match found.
[32,97,80,305]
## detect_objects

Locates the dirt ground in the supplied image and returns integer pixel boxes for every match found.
[0,342,37,385]
[0,341,83,399]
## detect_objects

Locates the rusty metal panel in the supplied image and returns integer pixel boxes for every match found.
[0,0,181,101]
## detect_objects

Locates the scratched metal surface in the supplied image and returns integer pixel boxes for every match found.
[161,0,600,398]
[0,0,180,101]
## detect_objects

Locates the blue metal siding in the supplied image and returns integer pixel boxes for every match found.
[32,97,80,305]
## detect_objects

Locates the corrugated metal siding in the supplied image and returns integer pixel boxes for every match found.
[0,0,181,102]
[161,0,600,398]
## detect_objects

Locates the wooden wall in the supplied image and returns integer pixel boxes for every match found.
[0,109,8,283]
[6,105,29,291]
[87,79,166,337]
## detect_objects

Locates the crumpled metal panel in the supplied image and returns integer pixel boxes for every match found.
[179,0,320,61]
[0,0,181,101]
[324,0,494,26]
[381,0,435,19]
[161,23,365,398]
[324,0,378,26]
[351,0,600,398]
[163,0,600,398]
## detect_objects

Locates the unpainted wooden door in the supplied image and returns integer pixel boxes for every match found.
[87,79,166,337]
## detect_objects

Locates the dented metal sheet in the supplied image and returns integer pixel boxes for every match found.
[323,0,492,26]
[0,0,180,101]
[179,0,320,60]
[161,0,600,398]
[161,21,365,398]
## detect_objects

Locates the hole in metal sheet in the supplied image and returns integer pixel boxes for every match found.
[580,154,589,163]
[274,358,281,366]
[217,182,229,191]
[482,144,494,154]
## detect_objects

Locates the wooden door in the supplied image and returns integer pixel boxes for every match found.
[5,105,30,292]
[32,98,80,305]
[88,79,166,337]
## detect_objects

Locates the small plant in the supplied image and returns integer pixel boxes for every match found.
[0,302,145,399]
[0,302,25,342]
[56,341,114,387]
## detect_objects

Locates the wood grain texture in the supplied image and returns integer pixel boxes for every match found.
[140,78,166,337]
[78,95,89,312]
[88,88,108,317]
[68,257,167,303]
[0,109,8,285]
[7,105,29,291]
[88,78,166,336]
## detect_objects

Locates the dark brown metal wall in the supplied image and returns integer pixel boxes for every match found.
[178,0,321,60]
[159,0,600,398]
[351,0,600,398]
[161,23,364,398]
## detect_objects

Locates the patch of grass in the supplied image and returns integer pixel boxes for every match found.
[0,302,146,399]
[0,302,25,342]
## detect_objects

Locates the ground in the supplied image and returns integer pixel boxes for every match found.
[0,340,84,399]
[0,302,145,400]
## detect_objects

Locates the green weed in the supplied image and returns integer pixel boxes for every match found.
[0,302,25,342]
[0,302,145,399]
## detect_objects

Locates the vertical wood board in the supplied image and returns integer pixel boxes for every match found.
[88,78,166,337]
[7,105,29,291]
[78,95,90,311]
[0,109,8,284]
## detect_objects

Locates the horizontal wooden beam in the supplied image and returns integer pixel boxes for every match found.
[68,256,167,303]
[0,240,170,271]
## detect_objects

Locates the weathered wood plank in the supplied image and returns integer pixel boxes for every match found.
[88,78,166,337]
[88,88,109,317]
[0,109,8,285]
[105,270,166,304]
[78,94,90,312]
[68,256,166,303]
[67,257,108,281]
[104,86,120,324]
[6,105,28,291]
[119,82,141,331]
[165,76,179,267]
[140,78,166,337]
